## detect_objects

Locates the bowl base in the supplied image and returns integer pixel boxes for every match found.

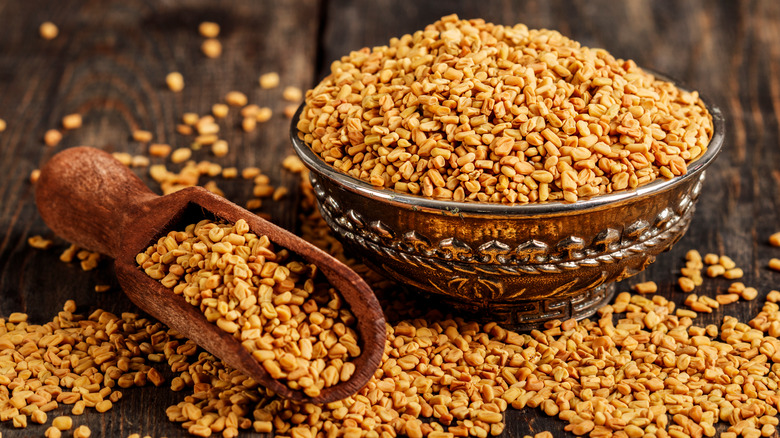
[436,283,616,331]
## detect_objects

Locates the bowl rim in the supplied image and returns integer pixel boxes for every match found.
[290,79,724,216]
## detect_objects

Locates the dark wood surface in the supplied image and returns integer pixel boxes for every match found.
[1,0,778,436]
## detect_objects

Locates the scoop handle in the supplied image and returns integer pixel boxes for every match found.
[35,146,158,258]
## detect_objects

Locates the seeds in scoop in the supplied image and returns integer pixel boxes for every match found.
[39,21,58,40]
[198,21,220,38]
[201,38,222,58]
[44,129,62,146]
[165,72,184,92]
[259,72,280,89]
[138,218,361,396]
[62,113,82,130]
[298,15,713,203]
[225,91,247,107]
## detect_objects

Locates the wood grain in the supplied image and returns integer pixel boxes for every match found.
[2,0,780,436]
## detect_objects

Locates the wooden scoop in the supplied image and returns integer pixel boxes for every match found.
[35,146,386,404]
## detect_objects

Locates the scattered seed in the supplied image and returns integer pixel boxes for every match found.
[170,147,192,164]
[132,130,153,142]
[149,143,172,157]
[30,169,41,183]
[770,232,780,247]
[211,139,229,157]
[0,118,6,132]
[632,281,657,294]
[44,129,62,146]
[769,258,780,271]
[198,21,220,38]
[259,72,280,89]
[212,103,229,119]
[94,284,110,292]
[39,21,59,40]
[225,91,248,107]
[74,425,91,438]
[201,38,222,58]
[28,235,54,249]
[62,113,82,130]
[166,72,184,92]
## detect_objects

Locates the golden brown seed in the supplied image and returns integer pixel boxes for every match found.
[678,277,695,292]
[132,130,153,142]
[282,86,303,102]
[225,91,248,107]
[182,112,199,125]
[259,72,280,89]
[741,287,758,301]
[284,104,298,118]
[45,426,62,438]
[706,264,726,277]
[198,21,220,38]
[256,107,272,123]
[170,147,192,164]
[28,235,54,249]
[724,268,744,279]
[201,38,222,58]
[39,21,59,40]
[94,284,110,292]
[716,293,740,305]
[62,113,82,130]
[770,232,780,247]
[74,425,91,438]
[633,281,657,294]
[148,143,172,157]
[242,117,257,132]
[44,129,62,146]
[704,253,720,265]
[166,72,184,92]
[212,103,229,119]
[769,258,780,271]
[212,139,229,157]
[30,169,41,183]
[52,416,73,430]
[0,118,6,132]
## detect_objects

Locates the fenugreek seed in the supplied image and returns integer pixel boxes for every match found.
[212,139,229,157]
[74,425,91,438]
[182,112,199,125]
[53,416,73,430]
[716,293,740,305]
[724,267,744,279]
[769,258,780,271]
[46,426,62,438]
[770,232,780,247]
[201,38,222,58]
[678,277,695,292]
[95,400,113,413]
[706,264,726,277]
[28,235,54,249]
[166,72,184,92]
[283,104,298,118]
[132,130,153,142]
[198,21,220,38]
[0,118,5,132]
[741,287,758,301]
[225,91,247,107]
[39,21,59,40]
[44,129,62,146]
[259,72,280,89]
[94,284,110,292]
[719,255,737,269]
[242,117,257,132]
[171,148,192,164]
[704,253,719,265]
[62,113,82,130]
[212,103,229,119]
[631,281,657,294]
[30,168,41,183]
[282,86,303,102]
[146,144,170,158]
[256,107,272,123]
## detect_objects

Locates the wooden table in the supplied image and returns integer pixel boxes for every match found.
[1,0,778,436]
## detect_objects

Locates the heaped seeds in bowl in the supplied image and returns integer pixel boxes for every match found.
[137,218,362,398]
[297,14,713,203]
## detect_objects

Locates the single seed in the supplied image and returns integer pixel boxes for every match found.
[769,258,780,271]
[201,38,222,58]
[770,232,780,247]
[62,113,82,130]
[198,21,220,38]
[149,143,172,157]
[132,130,153,142]
[212,103,229,119]
[44,129,62,146]
[166,72,184,92]
[259,72,280,89]
[39,21,59,40]
[633,281,657,294]
[171,148,192,164]
[282,86,303,102]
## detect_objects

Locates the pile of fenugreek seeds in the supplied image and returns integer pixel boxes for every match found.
[297,15,714,203]
[136,218,362,398]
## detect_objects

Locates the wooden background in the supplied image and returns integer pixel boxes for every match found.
[1,0,779,436]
